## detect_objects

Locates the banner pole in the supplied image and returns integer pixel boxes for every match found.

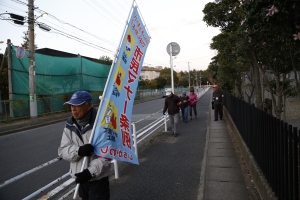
[73,1,135,199]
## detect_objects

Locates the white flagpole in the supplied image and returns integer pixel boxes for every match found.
[73,1,135,199]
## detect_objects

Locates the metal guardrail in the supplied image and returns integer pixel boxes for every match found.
[0,111,169,199]
[0,157,62,189]
[1,88,209,199]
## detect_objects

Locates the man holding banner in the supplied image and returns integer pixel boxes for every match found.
[91,5,150,165]
[59,5,151,199]
[58,91,111,200]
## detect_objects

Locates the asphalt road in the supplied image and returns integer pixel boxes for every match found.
[0,98,166,200]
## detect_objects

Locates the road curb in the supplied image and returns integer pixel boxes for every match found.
[197,98,211,200]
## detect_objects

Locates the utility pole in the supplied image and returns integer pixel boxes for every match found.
[188,62,190,89]
[28,0,38,121]
[199,71,202,88]
[7,39,14,118]
[195,71,198,88]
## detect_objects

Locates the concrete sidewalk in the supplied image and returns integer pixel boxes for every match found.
[108,89,259,200]
[200,102,259,199]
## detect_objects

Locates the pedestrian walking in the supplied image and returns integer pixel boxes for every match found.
[179,91,190,123]
[189,89,198,120]
[212,85,224,121]
[163,89,181,136]
[58,91,111,200]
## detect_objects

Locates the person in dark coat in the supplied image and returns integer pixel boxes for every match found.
[212,85,224,121]
[179,91,190,123]
[163,89,181,136]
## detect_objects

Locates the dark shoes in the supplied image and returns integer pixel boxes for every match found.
[172,132,178,137]
[214,119,218,121]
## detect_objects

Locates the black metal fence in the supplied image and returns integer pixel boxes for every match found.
[223,91,299,200]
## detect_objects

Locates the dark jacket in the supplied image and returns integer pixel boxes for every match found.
[212,90,224,105]
[179,95,190,108]
[163,93,181,115]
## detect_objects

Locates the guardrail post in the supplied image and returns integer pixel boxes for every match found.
[113,159,119,179]
[132,122,138,159]
[164,115,167,131]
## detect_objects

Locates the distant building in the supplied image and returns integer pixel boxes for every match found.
[140,66,162,80]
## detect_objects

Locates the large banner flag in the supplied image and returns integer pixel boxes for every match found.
[91,6,150,165]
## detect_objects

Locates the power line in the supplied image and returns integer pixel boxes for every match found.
[49,26,115,54]
[35,10,118,47]
[3,0,179,67]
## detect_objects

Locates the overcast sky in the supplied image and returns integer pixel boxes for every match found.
[0,0,220,72]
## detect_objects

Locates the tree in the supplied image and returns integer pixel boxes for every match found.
[159,67,179,87]
[241,1,300,118]
[138,79,148,89]
[155,77,167,89]
[21,31,38,49]
[178,77,189,87]
[148,79,158,89]
[98,55,113,65]
[203,0,300,118]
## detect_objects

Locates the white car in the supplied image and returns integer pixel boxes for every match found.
[162,88,172,98]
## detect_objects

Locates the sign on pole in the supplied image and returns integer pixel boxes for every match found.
[91,6,150,165]
[166,42,180,56]
[16,46,25,59]
[166,42,180,93]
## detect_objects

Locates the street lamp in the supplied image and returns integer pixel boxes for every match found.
[37,12,48,19]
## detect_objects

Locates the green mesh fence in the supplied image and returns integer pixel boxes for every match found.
[10,46,110,118]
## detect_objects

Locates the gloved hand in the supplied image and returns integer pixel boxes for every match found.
[78,144,94,157]
[75,169,92,184]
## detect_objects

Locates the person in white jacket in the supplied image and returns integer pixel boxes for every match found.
[58,91,111,200]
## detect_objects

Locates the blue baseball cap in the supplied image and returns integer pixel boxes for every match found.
[64,91,92,106]
[182,91,186,95]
